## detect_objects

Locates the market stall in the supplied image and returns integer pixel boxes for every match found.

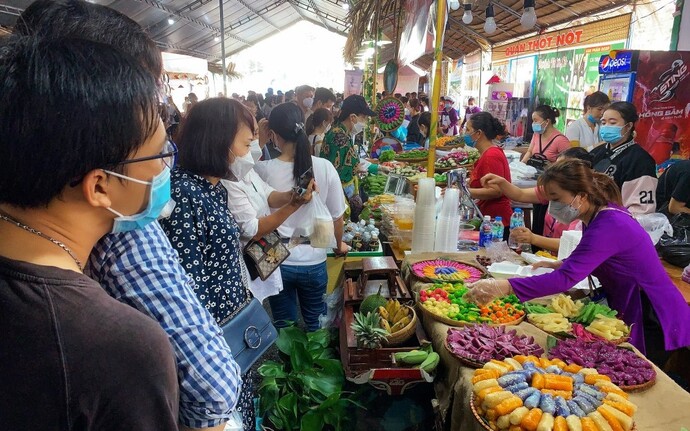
[400,251,690,431]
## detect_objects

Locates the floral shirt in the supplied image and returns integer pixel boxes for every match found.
[320,121,357,183]
[159,169,251,325]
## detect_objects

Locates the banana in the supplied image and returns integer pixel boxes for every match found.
[397,315,411,328]
[392,306,408,324]
[390,300,401,318]
[418,351,440,372]
[378,306,390,321]
[390,319,406,333]
[380,318,391,332]
[385,300,396,317]
[394,350,428,365]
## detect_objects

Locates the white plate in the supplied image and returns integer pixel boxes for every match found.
[520,252,556,265]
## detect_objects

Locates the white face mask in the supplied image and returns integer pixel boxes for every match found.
[229,149,255,181]
[302,97,314,109]
[249,139,262,162]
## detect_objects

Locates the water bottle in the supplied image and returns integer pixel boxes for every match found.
[492,216,504,242]
[508,208,530,253]
[479,215,493,247]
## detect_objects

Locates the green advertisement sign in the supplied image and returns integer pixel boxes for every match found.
[535,50,574,132]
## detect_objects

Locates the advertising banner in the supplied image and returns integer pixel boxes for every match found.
[633,51,690,164]
[535,51,574,131]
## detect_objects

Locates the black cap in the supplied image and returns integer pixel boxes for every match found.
[340,95,376,117]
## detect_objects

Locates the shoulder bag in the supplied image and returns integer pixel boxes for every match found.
[526,134,559,172]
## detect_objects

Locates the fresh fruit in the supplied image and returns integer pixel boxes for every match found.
[550,294,584,319]
[394,349,429,365]
[585,315,630,341]
[362,174,387,196]
[418,351,440,372]
[525,302,553,315]
[528,313,572,333]
[378,299,413,336]
[351,311,389,349]
[359,283,387,315]
[573,303,617,325]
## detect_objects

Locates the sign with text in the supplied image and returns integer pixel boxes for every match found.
[492,14,632,63]
[599,50,637,74]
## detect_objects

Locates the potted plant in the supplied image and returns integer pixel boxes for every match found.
[258,327,363,431]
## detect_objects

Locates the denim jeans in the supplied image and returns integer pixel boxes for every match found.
[268,262,327,332]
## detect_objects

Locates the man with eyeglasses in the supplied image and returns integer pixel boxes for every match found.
[13,2,242,431]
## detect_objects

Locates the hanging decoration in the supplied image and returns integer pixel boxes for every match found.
[375,97,405,133]
[343,0,406,64]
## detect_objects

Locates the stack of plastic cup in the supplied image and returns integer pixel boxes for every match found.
[434,187,461,252]
[411,178,437,254]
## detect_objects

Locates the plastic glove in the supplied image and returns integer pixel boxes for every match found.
[510,226,534,244]
[531,260,563,271]
[465,279,511,305]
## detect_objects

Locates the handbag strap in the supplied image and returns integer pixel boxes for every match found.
[538,134,560,155]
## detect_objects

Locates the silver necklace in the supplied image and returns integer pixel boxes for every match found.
[0,210,84,271]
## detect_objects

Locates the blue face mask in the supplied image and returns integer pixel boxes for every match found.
[464,132,477,147]
[105,167,174,233]
[599,125,624,144]
[587,114,597,124]
[532,122,545,134]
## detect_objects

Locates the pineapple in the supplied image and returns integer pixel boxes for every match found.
[351,311,389,349]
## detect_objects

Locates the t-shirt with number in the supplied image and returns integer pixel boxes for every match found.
[590,141,658,215]
[656,160,690,212]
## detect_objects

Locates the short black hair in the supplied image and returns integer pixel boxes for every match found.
[469,112,508,140]
[534,105,560,124]
[560,147,593,166]
[14,0,162,78]
[314,87,336,105]
[269,103,312,184]
[606,101,639,134]
[419,111,432,129]
[583,91,610,109]
[176,98,255,178]
[0,36,159,208]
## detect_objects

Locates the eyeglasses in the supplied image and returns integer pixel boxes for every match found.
[116,140,177,169]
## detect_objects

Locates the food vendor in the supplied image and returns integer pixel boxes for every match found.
[467,159,690,358]
[565,91,609,152]
[466,112,513,238]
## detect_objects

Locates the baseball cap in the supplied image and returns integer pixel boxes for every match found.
[340,95,376,117]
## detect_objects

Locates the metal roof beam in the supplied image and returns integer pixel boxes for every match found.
[235,0,282,31]
[544,0,581,18]
[447,15,491,45]
[156,40,219,60]
[135,0,251,46]
[222,0,287,32]
[492,0,543,32]
[291,0,349,29]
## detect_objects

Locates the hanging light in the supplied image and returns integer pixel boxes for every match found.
[214,35,220,42]
[462,2,473,24]
[167,17,175,25]
[484,2,497,34]
[520,0,537,29]
[449,0,460,11]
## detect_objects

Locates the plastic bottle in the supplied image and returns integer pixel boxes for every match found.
[479,215,494,247]
[508,208,530,253]
[492,216,504,242]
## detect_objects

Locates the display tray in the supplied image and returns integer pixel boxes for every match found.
[411,259,486,283]
[526,316,630,345]
[621,376,656,393]
[443,339,485,368]
[434,163,474,173]
[469,394,637,431]
[394,156,428,163]
[327,242,383,257]
[418,302,525,328]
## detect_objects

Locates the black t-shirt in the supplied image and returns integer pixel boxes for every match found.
[407,114,423,145]
[0,256,179,430]
[657,159,690,211]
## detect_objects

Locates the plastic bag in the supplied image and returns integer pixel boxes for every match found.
[319,286,343,329]
[682,263,690,284]
[308,191,337,249]
[635,212,673,245]
[485,241,522,264]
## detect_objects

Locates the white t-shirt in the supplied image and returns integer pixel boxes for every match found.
[308,133,325,156]
[565,117,600,151]
[255,157,346,266]
[221,171,282,302]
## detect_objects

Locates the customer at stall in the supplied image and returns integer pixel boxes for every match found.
[406,98,424,145]
[481,148,622,253]
[565,91,609,151]
[320,95,378,217]
[656,159,690,215]
[590,101,658,215]
[466,112,513,236]
[440,96,459,136]
[255,103,347,331]
[159,98,262,430]
[306,107,334,156]
[467,159,690,357]
[293,84,315,116]
[418,111,432,149]
[312,87,337,112]
[0,35,179,428]
[460,97,482,131]
[15,2,243,430]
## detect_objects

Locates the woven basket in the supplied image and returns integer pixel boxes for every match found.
[418,302,525,328]
[621,376,656,393]
[384,305,417,346]
[444,339,485,368]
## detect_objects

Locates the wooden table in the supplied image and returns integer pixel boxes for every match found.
[662,258,690,304]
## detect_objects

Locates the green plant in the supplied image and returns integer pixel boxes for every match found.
[258,327,363,430]
[351,311,389,349]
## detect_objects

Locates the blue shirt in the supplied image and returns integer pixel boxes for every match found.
[87,221,242,429]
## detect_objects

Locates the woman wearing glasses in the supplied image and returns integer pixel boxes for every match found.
[159,98,264,430]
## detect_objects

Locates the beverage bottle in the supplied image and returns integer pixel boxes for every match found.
[492,216,504,242]
[479,215,493,247]
[508,208,531,253]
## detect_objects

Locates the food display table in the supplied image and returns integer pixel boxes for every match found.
[662,258,690,305]
[402,252,690,431]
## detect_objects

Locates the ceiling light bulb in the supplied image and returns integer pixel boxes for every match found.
[449,0,460,11]
[167,17,175,25]
[462,4,473,24]
[520,7,537,29]
[214,36,220,42]
[484,17,497,34]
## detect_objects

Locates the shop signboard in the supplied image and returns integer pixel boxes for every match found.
[598,50,637,74]
[632,51,690,165]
